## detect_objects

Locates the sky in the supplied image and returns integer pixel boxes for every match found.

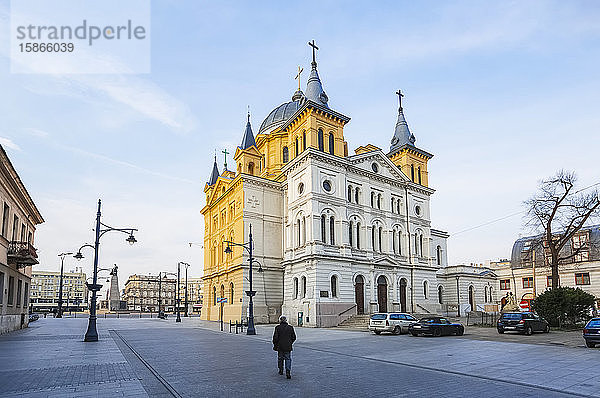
[1,1,599,295]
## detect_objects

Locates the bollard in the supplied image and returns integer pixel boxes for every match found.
[104,313,106,318]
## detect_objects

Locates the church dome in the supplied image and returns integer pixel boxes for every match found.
[258,100,301,135]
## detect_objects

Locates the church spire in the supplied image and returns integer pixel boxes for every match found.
[239,111,256,149]
[207,154,220,186]
[305,40,329,108]
[389,89,415,153]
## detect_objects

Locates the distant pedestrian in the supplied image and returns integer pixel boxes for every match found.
[273,315,296,379]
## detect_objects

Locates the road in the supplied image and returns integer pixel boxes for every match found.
[0,317,598,397]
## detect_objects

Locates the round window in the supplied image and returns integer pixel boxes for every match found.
[415,205,422,216]
[323,180,332,192]
[371,162,379,173]
[298,182,304,195]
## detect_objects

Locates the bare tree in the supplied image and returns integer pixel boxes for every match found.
[525,170,600,288]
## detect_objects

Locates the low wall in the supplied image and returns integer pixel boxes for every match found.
[0,314,28,335]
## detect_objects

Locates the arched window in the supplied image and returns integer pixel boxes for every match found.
[484,286,488,303]
[423,281,429,299]
[347,186,352,202]
[295,137,299,157]
[391,198,395,213]
[302,217,306,245]
[411,164,415,182]
[436,245,442,265]
[331,275,338,298]
[297,219,301,247]
[377,194,381,209]
[414,234,419,256]
[418,166,422,184]
[303,131,306,151]
[419,235,423,256]
[293,277,298,299]
[220,285,225,303]
[393,230,397,254]
[300,276,306,298]
[371,192,374,207]
[321,215,326,242]
[371,226,375,250]
[283,146,289,163]
[213,286,216,305]
[230,282,234,304]
[438,286,444,304]
[218,241,223,263]
[378,227,383,252]
[397,200,401,214]
[355,188,359,203]
[489,286,493,303]
[356,222,361,249]
[349,221,354,247]
[318,129,324,151]
[248,162,254,175]
[328,133,334,155]
[329,216,335,245]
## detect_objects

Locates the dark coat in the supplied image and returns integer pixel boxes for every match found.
[273,321,296,352]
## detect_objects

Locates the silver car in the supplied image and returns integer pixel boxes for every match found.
[369,313,417,335]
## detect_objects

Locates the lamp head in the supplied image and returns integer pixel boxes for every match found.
[224,244,232,254]
[73,252,84,260]
[126,233,137,245]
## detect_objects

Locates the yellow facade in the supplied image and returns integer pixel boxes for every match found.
[389,147,431,187]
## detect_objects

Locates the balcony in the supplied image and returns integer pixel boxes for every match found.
[8,241,39,267]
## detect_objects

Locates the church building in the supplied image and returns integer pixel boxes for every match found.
[200,42,453,327]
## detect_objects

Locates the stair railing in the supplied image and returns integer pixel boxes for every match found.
[338,304,357,317]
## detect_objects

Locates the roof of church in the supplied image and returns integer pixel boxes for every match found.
[304,60,329,108]
[258,100,301,135]
[207,157,220,186]
[240,114,256,149]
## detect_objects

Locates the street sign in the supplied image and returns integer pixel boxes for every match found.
[519,300,530,311]
[217,297,228,304]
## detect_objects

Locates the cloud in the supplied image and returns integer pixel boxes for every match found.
[0,137,21,151]
[24,128,50,138]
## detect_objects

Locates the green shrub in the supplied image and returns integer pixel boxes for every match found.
[531,287,596,327]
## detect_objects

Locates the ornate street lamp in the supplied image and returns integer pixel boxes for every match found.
[74,199,137,342]
[178,262,191,317]
[224,224,263,335]
[56,252,73,318]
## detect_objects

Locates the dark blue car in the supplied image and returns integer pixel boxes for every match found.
[408,316,464,337]
[583,318,600,348]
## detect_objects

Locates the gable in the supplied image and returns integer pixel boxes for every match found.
[348,150,409,182]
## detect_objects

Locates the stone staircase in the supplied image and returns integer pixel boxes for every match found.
[337,314,371,330]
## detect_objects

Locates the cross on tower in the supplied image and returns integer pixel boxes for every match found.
[295,66,304,91]
[222,148,230,170]
[396,89,404,109]
[308,40,319,64]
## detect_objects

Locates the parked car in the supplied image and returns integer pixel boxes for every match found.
[369,313,418,335]
[497,312,549,335]
[583,318,600,348]
[28,314,39,322]
[408,316,464,337]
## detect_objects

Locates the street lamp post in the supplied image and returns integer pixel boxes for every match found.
[74,199,137,342]
[56,252,73,318]
[177,262,190,317]
[224,224,263,335]
[176,263,181,322]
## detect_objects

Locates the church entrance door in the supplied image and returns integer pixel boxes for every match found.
[400,278,407,313]
[469,286,475,312]
[355,275,365,315]
[377,276,388,313]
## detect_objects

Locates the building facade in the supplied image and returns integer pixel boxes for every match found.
[30,268,87,313]
[200,45,480,326]
[122,274,177,312]
[178,277,204,314]
[493,225,600,309]
[0,145,44,334]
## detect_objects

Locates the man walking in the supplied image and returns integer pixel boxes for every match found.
[273,315,296,379]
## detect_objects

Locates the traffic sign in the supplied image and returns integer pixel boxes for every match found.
[519,300,530,311]
[217,297,228,304]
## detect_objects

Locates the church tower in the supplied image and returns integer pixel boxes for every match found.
[387,90,433,186]
[233,114,261,176]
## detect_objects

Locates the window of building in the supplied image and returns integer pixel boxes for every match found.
[328,133,334,155]
[378,227,383,253]
[248,162,254,175]
[329,217,335,245]
[301,276,306,298]
[411,164,415,182]
[370,192,374,207]
[371,227,375,251]
[12,215,18,241]
[321,215,326,242]
[295,137,299,156]
[392,230,397,254]
[24,282,29,308]
[230,282,234,304]
[575,272,591,285]
[8,276,14,305]
[423,280,429,299]
[213,286,216,306]
[355,188,359,204]
[377,194,381,209]
[347,186,352,202]
[1,203,8,237]
[547,275,553,287]
[397,200,401,214]
[418,166,422,184]
[436,246,442,265]
[296,219,301,247]
[522,277,533,289]
[484,286,488,303]
[322,180,332,192]
[331,275,338,298]
[349,221,353,247]
[391,198,395,213]
[500,279,510,290]
[356,222,361,249]
[282,146,289,163]
[0,271,3,304]
[302,132,306,151]
[318,129,324,151]
[438,286,443,304]
[16,279,22,307]
[293,277,298,299]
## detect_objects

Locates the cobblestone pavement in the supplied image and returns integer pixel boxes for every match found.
[1,317,597,397]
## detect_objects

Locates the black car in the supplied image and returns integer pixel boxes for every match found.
[583,318,600,348]
[408,316,464,337]
[497,312,549,335]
